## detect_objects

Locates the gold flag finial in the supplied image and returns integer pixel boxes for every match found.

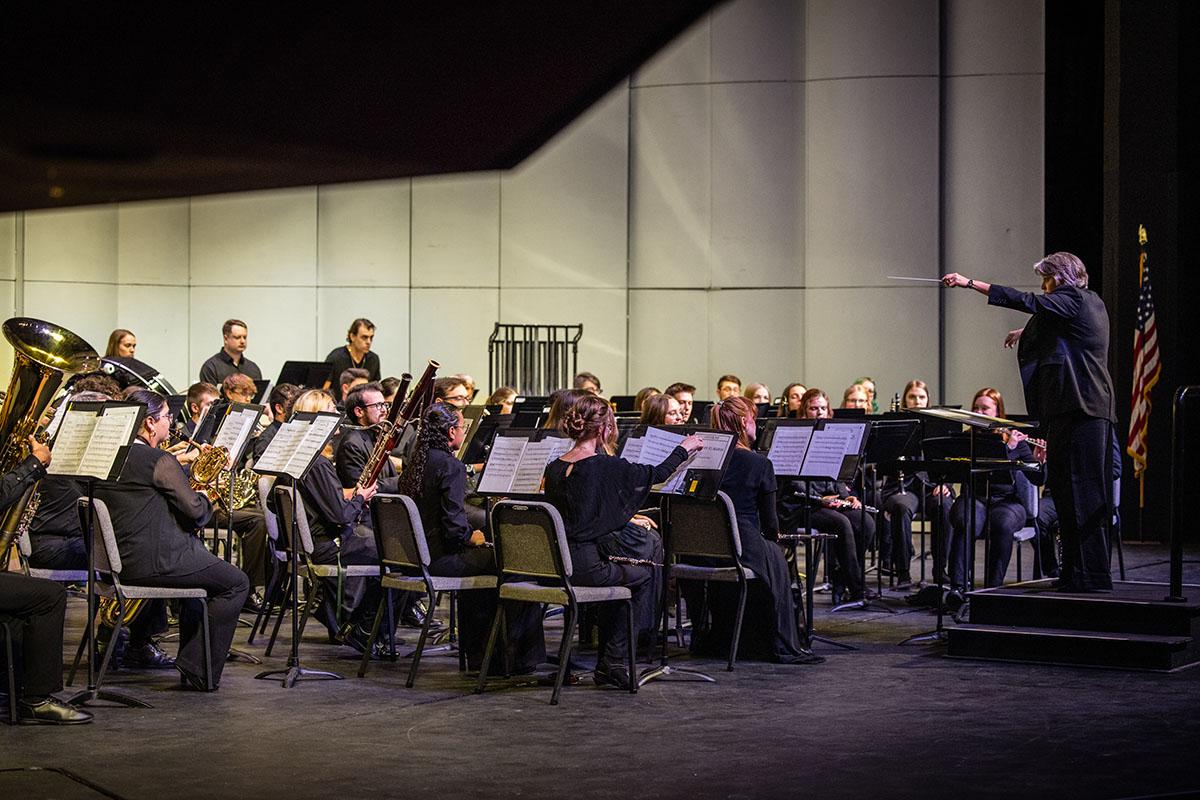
[1138,224,1147,245]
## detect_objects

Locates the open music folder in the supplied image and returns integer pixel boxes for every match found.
[757,419,869,480]
[475,429,572,495]
[619,425,736,497]
[253,411,341,480]
[47,400,146,480]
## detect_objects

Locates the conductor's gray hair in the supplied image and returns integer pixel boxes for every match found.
[1034,252,1088,289]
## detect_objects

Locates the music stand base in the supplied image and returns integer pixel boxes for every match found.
[831,597,899,614]
[898,628,949,645]
[637,664,716,686]
[808,634,857,652]
[254,665,343,689]
[227,647,262,665]
[66,687,152,709]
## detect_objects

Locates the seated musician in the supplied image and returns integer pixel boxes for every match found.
[399,404,545,673]
[543,395,703,689]
[779,382,807,418]
[777,388,874,604]
[682,397,820,664]
[184,382,219,436]
[93,390,249,691]
[743,382,771,405]
[452,373,478,403]
[380,376,402,405]
[878,379,953,587]
[573,371,602,396]
[841,384,870,410]
[716,374,741,401]
[663,382,697,424]
[632,386,660,413]
[324,318,381,403]
[543,389,589,431]
[946,388,1044,602]
[276,389,386,654]
[639,393,684,426]
[483,386,516,414]
[221,372,256,405]
[104,328,137,358]
[336,368,371,409]
[853,376,879,412]
[251,383,300,462]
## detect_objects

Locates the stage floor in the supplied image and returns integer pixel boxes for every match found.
[4,542,1200,800]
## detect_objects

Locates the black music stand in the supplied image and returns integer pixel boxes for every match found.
[52,401,148,708]
[251,411,343,688]
[858,418,921,596]
[277,360,333,390]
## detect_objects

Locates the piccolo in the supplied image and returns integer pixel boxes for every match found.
[607,555,664,568]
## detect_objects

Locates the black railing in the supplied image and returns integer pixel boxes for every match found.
[488,324,582,397]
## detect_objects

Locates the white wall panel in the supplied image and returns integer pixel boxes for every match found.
[0,215,15,280]
[411,174,500,288]
[712,0,804,82]
[501,86,629,289]
[945,0,1044,76]
[499,288,628,395]
[805,0,938,80]
[190,188,317,287]
[317,180,410,288]
[805,77,938,287]
[0,280,15,383]
[943,287,1035,413]
[118,199,190,285]
[632,15,709,86]
[23,281,117,357]
[944,75,1044,286]
[711,82,804,288]
[628,289,709,396]
[24,206,118,283]
[804,287,939,405]
[630,84,711,288]
[316,288,411,379]
[708,289,805,398]
[189,287,317,386]
[117,285,191,390]
[409,289,498,391]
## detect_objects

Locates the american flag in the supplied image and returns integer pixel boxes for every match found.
[1126,226,1160,491]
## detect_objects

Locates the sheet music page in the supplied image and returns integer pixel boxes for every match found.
[284,415,339,479]
[801,424,865,479]
[509,438,562,494]
[620,436,644,463]
[213,407,261,464]
[766,425,813,475]
[476,435,528,494]
[254,419,307,474]
[46,408,101,476]
[688,431,734,470]
[632,426,684,465]
[77,405,141,479]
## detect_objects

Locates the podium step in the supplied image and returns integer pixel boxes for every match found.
[946,624,1197,672]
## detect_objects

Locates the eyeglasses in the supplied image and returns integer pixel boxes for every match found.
[444,394,470,403]
[367,401,391,410]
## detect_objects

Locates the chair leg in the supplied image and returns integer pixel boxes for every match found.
[357,596,387,679]
[264,572,293,658]
[455,592,467,673]
[96,604,125,690]
[728,580,749,672]
[200,603,213,691]
[674,591,684,648]
[4,623,16,725]
[297,577,321,641]
[474,604,505,695]
[406,591,439,689]
[68,605,97,687]
[550,604,576,706]
[249,561,281,644]
[625,599,637,695]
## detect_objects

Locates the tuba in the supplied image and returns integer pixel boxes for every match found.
[0,318,100,559]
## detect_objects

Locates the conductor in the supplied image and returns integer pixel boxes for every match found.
[943,252,1116,591]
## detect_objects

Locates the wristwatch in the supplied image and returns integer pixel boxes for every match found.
[966,279,974,289]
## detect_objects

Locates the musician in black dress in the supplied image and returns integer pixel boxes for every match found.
[944,253,1116,591]
[399,404,545,673]
[93,390,249,690]
[687,396,820,664]
[543,395,703,688]
[946,388,1044,597]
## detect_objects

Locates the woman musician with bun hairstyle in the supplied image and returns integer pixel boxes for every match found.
[543,394,703,689]
[685,396,820,664]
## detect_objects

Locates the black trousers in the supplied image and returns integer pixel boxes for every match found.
[949,497,1026,590]
[1035,493,1061,578]
[882,489,952,582]
[783,507,871,595]
[27,533,87,571]
[131,557,249,686]
[1045,414,1113,590]
[0,572,66,699]
[214,508,269,589]
[568,542,653,667]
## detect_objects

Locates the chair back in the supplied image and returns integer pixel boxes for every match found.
[370,494,427,572]
[77,497,121,578]
[272,484,316,556]
[491,500,571,580]
[666,491,743,561]
[257,475,280,544]
[1014,471,1039,522]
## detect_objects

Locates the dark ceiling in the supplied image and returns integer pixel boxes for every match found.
[0,4,718,212]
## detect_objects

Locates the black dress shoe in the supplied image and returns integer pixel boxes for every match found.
[400,604,445,630]
[778,648,826,665]
[123,642,176,669]
[592,663,632,690]
[18,697,94,725]
[177,665,214,692]
[241,591,264,614]
[339,623,385,659]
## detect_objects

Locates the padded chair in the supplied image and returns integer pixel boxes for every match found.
[1012,472,1040,582]
[664,491,755,672]
[247,475,288,644]
[357,494,497,686]
[265,484,378,656]
[71,497,213,691]
[17,531,89,584]
[476,500,635,705]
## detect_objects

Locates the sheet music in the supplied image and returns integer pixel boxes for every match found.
[46,408,101,476]
[76,405,141,479]
[476,435,528,494]
[765,425,813,475]
[285,415,339,478]
[213,407,262,465]
[620,436,644,463]
[253,419,307,475]
[801,424,866,479]
[634,426,685,465]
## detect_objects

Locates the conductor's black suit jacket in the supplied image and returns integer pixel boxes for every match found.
[94,441,215,581]
[988,284,1116,423]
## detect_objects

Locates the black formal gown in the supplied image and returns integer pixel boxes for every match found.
[543,445,688,669]
[414,448,545,673]
[684,448,808,663]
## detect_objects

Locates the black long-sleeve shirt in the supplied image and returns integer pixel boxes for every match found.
[0,454,46,512]
[334,428,398,493]
[413,448,473,562]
